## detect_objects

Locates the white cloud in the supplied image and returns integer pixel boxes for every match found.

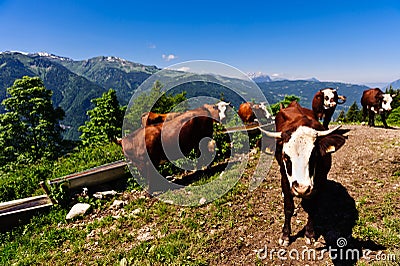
[148,44,156,49]
[162,54,177,62]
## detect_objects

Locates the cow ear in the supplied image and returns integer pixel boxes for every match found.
[318,134,346,156]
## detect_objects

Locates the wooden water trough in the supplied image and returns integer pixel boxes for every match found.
[0,195,53,230]
[47,159,128,189]
[0,160,129,230]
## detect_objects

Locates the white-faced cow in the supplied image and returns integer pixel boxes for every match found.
[238,102,272,125]
[121,102,230,193]
[312,88,346,129]
[260,101,346,246]
[361,88,394,128]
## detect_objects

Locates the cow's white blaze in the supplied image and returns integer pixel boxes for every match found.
[322,88,337,109]
[382,94,393,111]
[216,101,230,121]
[282,126,317,190]
[259,102,272,119]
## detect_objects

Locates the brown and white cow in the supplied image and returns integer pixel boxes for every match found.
[140,101,230,127]
[312,88,346,129]
[259,101,346,246]
[361,88,394,128]
[141,111,182,127]
[121,102,229,193]
[238,102,272,124]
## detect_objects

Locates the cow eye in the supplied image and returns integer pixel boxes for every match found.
[324,96,329,101]
[383,101,387,104]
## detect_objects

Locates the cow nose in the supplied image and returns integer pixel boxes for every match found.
[292,181,312,196]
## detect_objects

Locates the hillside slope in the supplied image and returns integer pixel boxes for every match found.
[4,125,397,265]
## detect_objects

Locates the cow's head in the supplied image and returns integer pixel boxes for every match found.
[380,94,393,113]
[259,102,273,119]
[320,88,338,109]
[261,125,345,198]
[205,101,230,122]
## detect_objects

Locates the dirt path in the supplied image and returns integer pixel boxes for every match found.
[210,125,400,265]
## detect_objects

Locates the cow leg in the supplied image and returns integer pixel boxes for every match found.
[301,198,316,245]
[322,117,330,130]
[362,107,367,122]
[368,111,375,127]
[381,113,389,128]
[280,192,294,246]
[322,111,333,129]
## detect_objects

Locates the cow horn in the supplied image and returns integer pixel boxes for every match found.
[338,95,347,104]
[316,125,342,137]
[258,127,282,138]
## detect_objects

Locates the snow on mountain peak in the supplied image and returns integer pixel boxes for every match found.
[247,72,272,82]
[32,52,72,61]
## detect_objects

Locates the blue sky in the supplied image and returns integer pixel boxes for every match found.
[1,0,400,85]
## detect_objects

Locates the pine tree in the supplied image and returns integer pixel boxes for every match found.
[0,76,64,163]
[336,110,346,122]
[346,101,361,122]
[79,89,125,146]
[123,81,187,131]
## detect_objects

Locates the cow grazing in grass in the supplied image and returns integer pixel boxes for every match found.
[361,88,394,128]
[238,102,272,125]
[312,88,346,129]
[121,102,230,193]
[259,101,346,246]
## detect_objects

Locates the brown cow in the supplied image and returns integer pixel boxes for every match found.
[121,102,229,193]
[259,101,346,246]
[312,88,346,129]
[141,111,182,127]
[238,102,272,124]
[361,88,394,128]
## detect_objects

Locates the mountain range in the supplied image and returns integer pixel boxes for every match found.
[0,51,397,139]
[0,51,158,139]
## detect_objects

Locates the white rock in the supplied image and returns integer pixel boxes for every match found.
[93,190,118,199]
[66,203,91,220]
[110,200,126,209]
[199,197,207,205]
[132,208,141,215]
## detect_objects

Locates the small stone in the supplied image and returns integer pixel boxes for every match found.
[132,208,141,215]
[93,190,118,199]
[120,258,128,266]
[110,200,126,209]
[66,203,91,220]
[199,197,207,205]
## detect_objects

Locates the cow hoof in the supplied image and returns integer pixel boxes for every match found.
[305,236,314,245]
[279,237,290,247]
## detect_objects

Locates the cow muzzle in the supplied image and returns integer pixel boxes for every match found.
[291,181,313,198]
